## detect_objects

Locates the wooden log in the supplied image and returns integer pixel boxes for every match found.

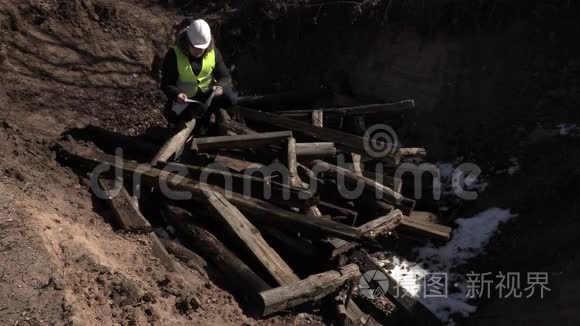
[361,170,402,194]
[58,145,364,242]
[260,226,320,258]
[275,100,414,117]
[312,110,324,127]
[67,125,158,159]
[220,119,258,135]
[156,161,315,209]
[160,203,271,297]
[347,116,365,176]
[399,147,427,158]
[228,106,401,163]
[398,216,451,240]
[336,301,378,326]
[350,153,363,176]
[258,264,361,316]
[185,224,271,296]
[295,142,338,157]
[191,131,292,151]
[97,177,151,232]
[359,209,403,239]
[214,112,288,157]
[205,191,300,285]
[333,276,379,326]
[148,232,183,273]
[95,177,180,272]
[217,109,258,135]
[329,209,403,258]
[286,138,323,215]
[151,119,196,165]
[317,201,358,220]
[335,289,379,326]
[159,238,208,275]
[213,154,259,172]
[286,137,303,188]
[361,252,442,326]
[409,211,440,224]
[307,160,415,215]
[385,162,440,179]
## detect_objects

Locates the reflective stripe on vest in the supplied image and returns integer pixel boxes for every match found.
[173,46,216,98]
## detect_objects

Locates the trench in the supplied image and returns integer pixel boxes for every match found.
[44,0,580,324]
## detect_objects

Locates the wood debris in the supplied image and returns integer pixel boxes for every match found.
[56,91,453,324]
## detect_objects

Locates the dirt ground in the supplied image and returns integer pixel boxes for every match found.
[0,0,321,325]
[1,0,579,325]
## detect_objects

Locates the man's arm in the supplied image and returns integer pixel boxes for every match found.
[213,48,233,88]
[160,48,180,101]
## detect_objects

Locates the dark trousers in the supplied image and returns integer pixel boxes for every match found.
[162,85,238,127]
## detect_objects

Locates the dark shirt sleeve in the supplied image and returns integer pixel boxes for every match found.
[160,48,180,102]
[213,48,232,87]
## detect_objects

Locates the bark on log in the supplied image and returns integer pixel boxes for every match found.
[228,106,401,163]
[205,191,300,285]
[295,142,339,157]
[159,238,208,275]
[258,264,361,316]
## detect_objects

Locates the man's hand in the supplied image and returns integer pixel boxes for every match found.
[176,93,188,104]
[212,85,224,96]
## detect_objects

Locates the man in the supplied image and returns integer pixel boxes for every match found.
[160,19,237,128]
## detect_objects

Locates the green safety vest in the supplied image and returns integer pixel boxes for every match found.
[173,45,215,98]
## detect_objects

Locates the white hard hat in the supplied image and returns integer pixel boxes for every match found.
[186,19,211,49]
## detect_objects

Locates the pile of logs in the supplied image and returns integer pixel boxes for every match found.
[56,93,451,325]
